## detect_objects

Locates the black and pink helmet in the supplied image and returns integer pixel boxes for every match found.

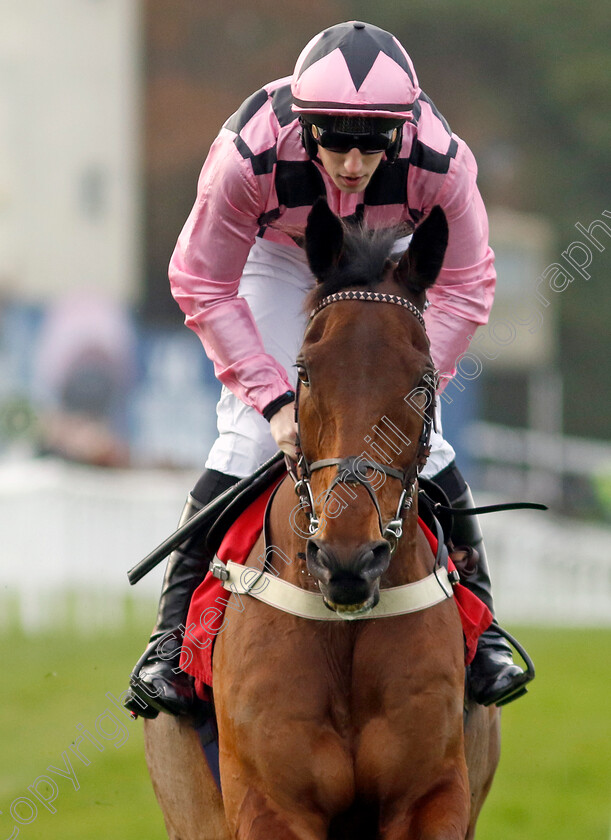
[291,21,420,121]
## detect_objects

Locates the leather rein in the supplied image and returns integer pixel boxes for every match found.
[287,289,437,553]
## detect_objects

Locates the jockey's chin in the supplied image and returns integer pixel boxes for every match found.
[317,147,384,193]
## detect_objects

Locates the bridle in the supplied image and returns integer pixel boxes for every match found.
[288,289,438,553]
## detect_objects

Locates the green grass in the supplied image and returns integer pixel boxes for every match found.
[477,626,611,840]
[1,623,609,839]
[0,618,166,839]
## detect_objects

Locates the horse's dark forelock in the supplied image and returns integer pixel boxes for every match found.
[306,222,407,309]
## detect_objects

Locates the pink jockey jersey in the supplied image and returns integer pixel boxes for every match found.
[169,77,496,415]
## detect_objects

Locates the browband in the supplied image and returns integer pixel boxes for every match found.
[309,290,426,330]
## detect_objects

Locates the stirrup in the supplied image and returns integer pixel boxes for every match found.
[483,623,535,707]
[124,686,159,720]
[494,685,529,707]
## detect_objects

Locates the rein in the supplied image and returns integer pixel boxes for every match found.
[289,289,436,551]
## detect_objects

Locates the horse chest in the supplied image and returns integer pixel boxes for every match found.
[219,605,425,736]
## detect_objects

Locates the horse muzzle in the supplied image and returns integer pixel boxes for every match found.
[305,538,391,617]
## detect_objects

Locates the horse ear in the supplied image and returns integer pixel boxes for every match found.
[305,198,344,281]
[394,206,448,294]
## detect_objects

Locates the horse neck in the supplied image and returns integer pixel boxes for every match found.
[383,504,432,587]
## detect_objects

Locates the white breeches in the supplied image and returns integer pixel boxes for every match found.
[205,238,455,479]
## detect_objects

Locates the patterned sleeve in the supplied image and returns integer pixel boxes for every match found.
[169,130,294,414]
[423,139,496,390]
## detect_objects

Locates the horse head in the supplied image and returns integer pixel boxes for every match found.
[296,199,448,617]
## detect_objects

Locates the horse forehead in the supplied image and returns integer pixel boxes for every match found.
[302,302,427,376]
[303,299,416,348]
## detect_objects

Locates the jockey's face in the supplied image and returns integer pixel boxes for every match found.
[316,145,385,193]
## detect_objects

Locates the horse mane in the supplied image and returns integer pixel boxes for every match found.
[306,222,409,309]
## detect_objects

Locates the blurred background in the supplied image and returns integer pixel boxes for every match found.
[0,1,609,838]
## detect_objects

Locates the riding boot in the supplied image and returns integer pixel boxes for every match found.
[125,469,239,718]
[433,464,532,707]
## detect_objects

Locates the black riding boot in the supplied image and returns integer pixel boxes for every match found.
[125,469,239,718]
[434,464,532,707]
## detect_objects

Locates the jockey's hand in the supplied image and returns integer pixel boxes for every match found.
[269,401,299,462]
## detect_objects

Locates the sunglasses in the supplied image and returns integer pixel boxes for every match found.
[310,124,397,155]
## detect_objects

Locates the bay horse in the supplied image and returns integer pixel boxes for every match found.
[143,201,500,839]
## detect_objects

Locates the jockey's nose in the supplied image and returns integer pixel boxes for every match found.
[343,147,364,174]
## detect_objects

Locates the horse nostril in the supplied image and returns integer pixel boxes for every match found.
[306,538,332,583]
[356,540,391,581]
[306,538,390,587]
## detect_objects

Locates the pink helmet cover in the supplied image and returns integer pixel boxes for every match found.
[292,21,420,120]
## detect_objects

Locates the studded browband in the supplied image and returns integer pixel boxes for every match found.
[309,289,427,329]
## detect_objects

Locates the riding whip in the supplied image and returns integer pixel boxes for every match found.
[127,450,284,585]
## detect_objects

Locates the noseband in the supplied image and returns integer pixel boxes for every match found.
[289,290,437,552]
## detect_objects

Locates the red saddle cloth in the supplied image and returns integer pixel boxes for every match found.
[180,482,492,701]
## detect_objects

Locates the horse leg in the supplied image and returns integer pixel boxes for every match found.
[143,716,229,840]
[219,747,331,840]
[463,702,501,838]
[379,764,471,840]
[381,702,500,840]
[233,791,328,840]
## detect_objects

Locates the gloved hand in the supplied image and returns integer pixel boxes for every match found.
[269,401,298,462]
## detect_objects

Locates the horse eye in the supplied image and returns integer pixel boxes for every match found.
[296,364,310,386]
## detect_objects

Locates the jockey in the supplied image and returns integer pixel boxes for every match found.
[125,21,532,718]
